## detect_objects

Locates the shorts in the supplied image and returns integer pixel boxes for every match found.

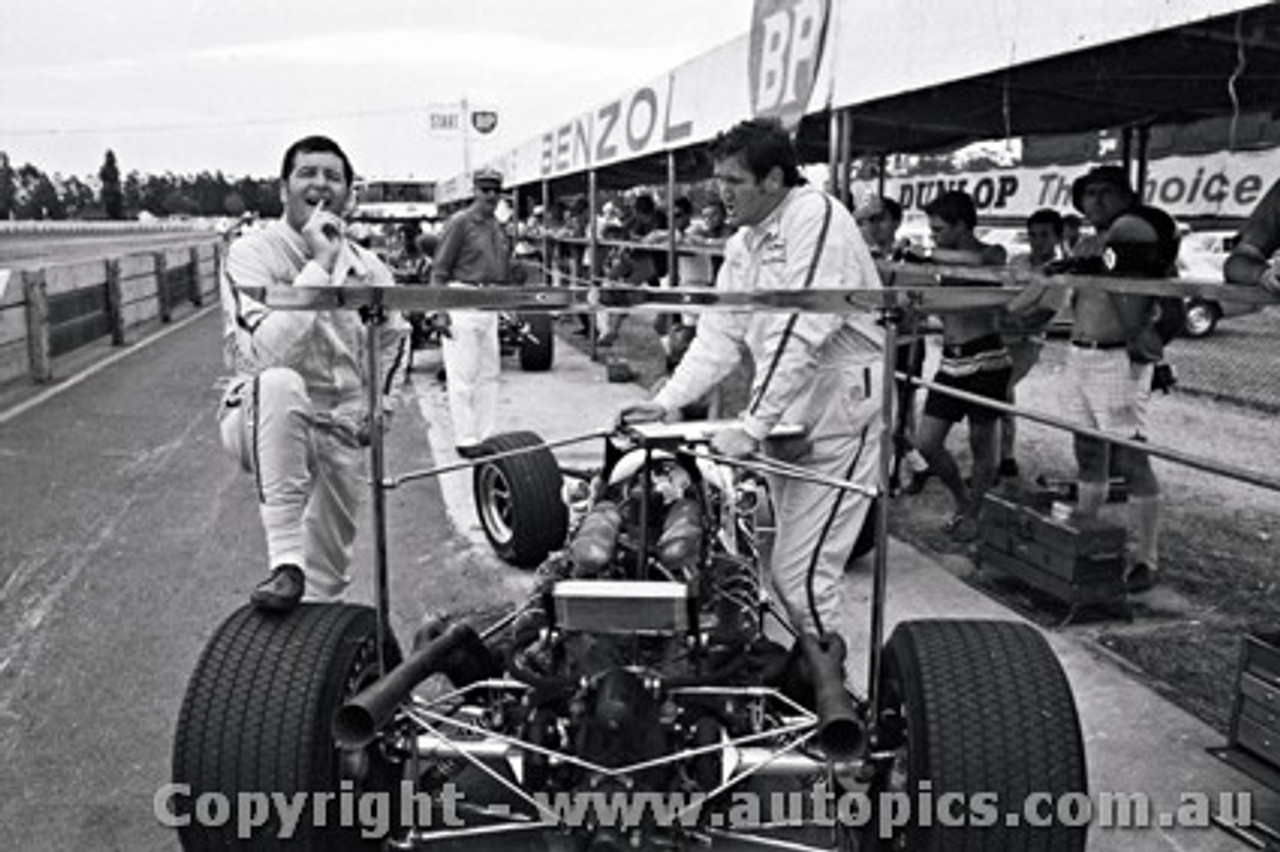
[923,367,1013,423]
[1060,347,1151,439]
[923,334,1011,423]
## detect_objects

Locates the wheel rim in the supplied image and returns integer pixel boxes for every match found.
[1185,302,1215,336]
[335,629,389,782]
[477,463,515,546]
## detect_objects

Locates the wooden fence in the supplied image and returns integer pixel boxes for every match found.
[0,240,222,385]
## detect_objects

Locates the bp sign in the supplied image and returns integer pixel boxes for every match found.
[471,111,499,135]
[749,0,830,128]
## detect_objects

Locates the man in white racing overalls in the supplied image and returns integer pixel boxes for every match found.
[622,118,884,638]
[218,135,407,610]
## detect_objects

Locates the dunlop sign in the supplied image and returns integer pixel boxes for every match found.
[750,0,830,127]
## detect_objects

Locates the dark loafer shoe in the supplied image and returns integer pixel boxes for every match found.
[250,564,304,612]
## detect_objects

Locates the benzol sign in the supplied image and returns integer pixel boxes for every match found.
[749,0,829,128]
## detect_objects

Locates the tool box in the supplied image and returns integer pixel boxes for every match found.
[1209,631,1280,847]
[1214,632,1280,784]
[976,489,1128,622]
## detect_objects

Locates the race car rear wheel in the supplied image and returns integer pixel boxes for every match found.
[172,604,402,852]
[517,312,555,371]
[474,430,567,567]
[870,619,1087,852]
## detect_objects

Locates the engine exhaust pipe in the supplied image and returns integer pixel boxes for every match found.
[798,633,864,760]
[333,621,478,750]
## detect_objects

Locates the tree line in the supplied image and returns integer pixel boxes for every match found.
[0,149,284,222]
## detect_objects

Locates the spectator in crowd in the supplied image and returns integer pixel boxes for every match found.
[1225,177,1280,296]
[1061,165,1179,593]
[597,194,668,347]
[217,134,407,611]
[619,118,885,640]
[1010,208,1064,272]
[431,168,524,459]
[999,207,1064,477]
[854,194,928,493]
[901,190,1009,541]
[644,196,716,375]
[855,195,911,259]
[693,198,732,243]
[691,196,733,281]
[1061,213,1084,254]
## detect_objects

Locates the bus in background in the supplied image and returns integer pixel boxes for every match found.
[350,179,440,277]
[352,178,438,223]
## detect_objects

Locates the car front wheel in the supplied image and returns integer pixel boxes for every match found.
[1183,299,1220,338]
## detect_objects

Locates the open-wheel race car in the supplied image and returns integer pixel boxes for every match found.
[172,413,1089,851]
[407,309,555,373]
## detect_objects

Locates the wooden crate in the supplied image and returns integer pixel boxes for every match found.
[1210,637,1280,852]
[1231,633,1280,772]
[976,490,1127,618]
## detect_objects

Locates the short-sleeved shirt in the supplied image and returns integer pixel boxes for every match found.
[431,208,512,285]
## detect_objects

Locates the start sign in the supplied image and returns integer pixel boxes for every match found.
[750,0,829,127]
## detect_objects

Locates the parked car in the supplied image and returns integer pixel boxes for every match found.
[1176,229,1260,338]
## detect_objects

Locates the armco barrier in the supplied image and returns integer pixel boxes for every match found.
[0,219,214,236]
[0,238,222,386]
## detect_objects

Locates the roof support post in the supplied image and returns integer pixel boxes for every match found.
[588,168,599,359]
[541,179,551,284]
[839,108,853,208]
[827,109,840,197]
[667,150,678,286]
[1136,124,1151,202]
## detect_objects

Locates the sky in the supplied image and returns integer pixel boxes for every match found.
[0,0,755,181]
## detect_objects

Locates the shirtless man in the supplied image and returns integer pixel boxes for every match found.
[1063,166,1178,593]
[902,191,1009,541]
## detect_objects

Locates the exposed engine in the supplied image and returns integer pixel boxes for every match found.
[334,432,862,850]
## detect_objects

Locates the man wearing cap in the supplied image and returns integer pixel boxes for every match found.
[1060,165,1179,593]
[432,168,522,458]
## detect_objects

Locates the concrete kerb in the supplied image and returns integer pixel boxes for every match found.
[408,332,1262,851]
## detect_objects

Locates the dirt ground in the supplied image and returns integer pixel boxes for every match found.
[562,315,1280,734]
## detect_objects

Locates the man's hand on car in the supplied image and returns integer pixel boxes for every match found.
[617,401,668,426]
[711,425,759,459]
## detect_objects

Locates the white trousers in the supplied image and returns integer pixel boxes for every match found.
[766,369,883,638]
[218,367,365,601]
[440,308,500,447]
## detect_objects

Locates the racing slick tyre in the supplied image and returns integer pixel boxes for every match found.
[870,619,1087,852]
[1183,298,1219,338]
[517,312,554,371]
[172,604,402,852]
[474,430,567,568]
